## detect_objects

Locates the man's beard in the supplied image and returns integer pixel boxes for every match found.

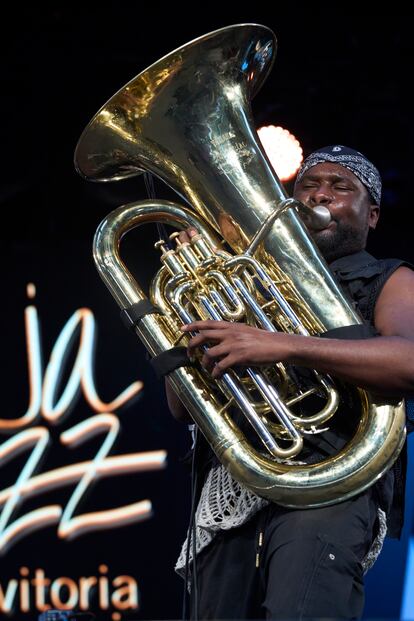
[310,220,368,263]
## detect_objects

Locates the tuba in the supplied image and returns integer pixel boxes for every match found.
[74,24,406,507]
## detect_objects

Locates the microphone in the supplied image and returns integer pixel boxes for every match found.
[38,611,95,621]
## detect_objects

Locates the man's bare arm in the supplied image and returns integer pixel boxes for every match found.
[182,267,414,398]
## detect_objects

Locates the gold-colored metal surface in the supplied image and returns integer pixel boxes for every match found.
[75,24,406,507]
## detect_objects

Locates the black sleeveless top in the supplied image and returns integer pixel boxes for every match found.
[329,249,413,539]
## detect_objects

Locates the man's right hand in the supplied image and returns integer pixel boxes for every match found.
[176,227,199,244]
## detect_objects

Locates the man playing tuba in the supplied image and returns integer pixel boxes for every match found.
[169,145,414,620]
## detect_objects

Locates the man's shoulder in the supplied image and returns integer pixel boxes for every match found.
[329,250,412,322]
[329,250,412,280]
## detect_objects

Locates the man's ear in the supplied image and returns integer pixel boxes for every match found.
[368,205,380,230]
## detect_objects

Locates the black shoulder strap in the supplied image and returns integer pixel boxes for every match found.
[150,346,195,378]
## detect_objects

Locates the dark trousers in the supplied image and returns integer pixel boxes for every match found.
[190,489,378,620]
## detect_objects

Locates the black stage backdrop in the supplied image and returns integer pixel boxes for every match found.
[1,6,413,620]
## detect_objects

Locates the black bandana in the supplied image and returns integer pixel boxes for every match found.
[295,145,382,205]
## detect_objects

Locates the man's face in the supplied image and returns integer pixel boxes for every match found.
[293,162,380,262]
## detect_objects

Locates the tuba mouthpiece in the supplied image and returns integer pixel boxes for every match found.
[294,202,331,231]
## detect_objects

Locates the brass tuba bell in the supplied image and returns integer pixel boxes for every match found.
[74,24,406,507]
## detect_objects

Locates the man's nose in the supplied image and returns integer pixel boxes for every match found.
[310,185,333,205]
